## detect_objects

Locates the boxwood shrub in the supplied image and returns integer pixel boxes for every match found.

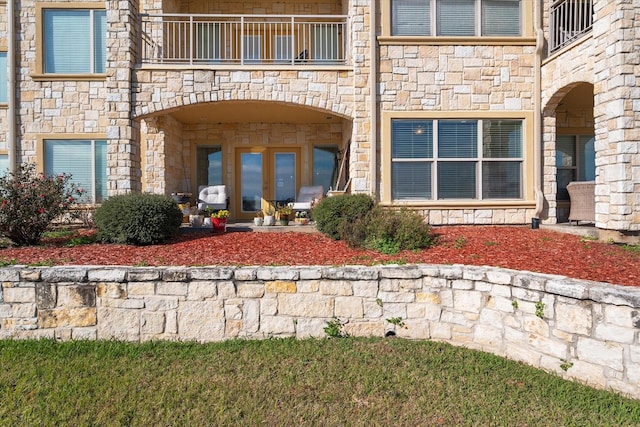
[312,194,375,240]
[95,193,183,245]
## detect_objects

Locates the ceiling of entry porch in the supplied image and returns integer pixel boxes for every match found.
[170,100,337,124]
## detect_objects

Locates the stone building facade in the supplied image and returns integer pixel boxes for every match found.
[0,0,638,234]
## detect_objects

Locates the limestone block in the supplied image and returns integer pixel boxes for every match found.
[525,316,549,337]
[39,307,97,328]
[296,281,319,293]
[99,298,145,309]
[261,315,296,336]
[473,324,503,348]
[98,307,139,341]
[0,269,20,282]
[278,294,333,318]
[35,283,57,309]
[345,321,384,338]
[178,300,225,342]
[321,266,378,281]
[298,268,322,280]
[566,360,607,389]
[431,322,452,340]
[576,338,624,372]
[127,282,155,296]
[234,268,258,281]
[88,269,127,282]
[258,268,299,281]
[19,270,41,282]
[486,269,513,285]
[261,298,278,316]
[3,287,35,303]
[57,285,96,308]
[237,282,264,299]
[379,278,399,292]
[486,295,515,313]
[156,281,188,296]
[379,266,423,279]
[72,327,97,340]
[546,279,589,300]
[416,292,440,304]
[555,302,592,335]
[603,304,637,327]
[453,290,483,313]
[128,269,161,282]
[0,304,12,317]
[319,280,353,296]
[513,274,546,291]
[162,269,189,282]
[97,283,126,299]
[462,266,487,281]
[377,291,414,304]
[141,312,165,335]
[191,268,234,281]
[13,303,37,318]
[144,296,178,311]
[224,300,243,320]
[41,268,87,283]
[217,281,237,299]
[527,332,569,360]
[439,265,463,279]
[243,300,260,333]
[265,281,297,294]
[451,279,474,290]
[295,318,327,339]
[188,282,218,300]
[335,297,363,318]
[363,300,383,318]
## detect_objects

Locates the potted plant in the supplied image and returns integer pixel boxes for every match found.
[208,208,229,232]
[263,206,276,226]
[294,210,310,225]
[277,204,293,226]
[253,210,264,226]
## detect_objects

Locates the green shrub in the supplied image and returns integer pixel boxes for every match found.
[341,207,435,254]
[94,193,183,245]
[312,194,375,240]
[0,163,83,246]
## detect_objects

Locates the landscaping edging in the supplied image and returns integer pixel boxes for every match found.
[1,264,639,398]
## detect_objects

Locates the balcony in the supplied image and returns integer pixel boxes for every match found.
[139,14,348,66]
[549,0,593,54]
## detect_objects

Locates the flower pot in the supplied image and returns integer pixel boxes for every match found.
[203,217,212,227]
[279,218,289,226]
[211,217,227,232]
[253,217,263,226]
[189,214,203,227]
[264,215,275,226]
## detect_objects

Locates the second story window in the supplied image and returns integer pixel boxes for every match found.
[391,0,521,37]
[43,9,106,74]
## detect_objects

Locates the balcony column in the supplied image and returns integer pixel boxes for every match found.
[592,0,640,232]
[105,0,141,195]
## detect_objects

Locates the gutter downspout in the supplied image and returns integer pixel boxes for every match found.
[369,0,378,199]
[7,0,16,171]
[533,0,545,221]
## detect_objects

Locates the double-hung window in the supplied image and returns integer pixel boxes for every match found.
[44,139,108,203]
[0,52,7,103]
[391,119,523,200]
[43,9,106,74]
[391,0,521,36]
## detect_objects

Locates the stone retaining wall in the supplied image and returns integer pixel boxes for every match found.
[1,264,638,398]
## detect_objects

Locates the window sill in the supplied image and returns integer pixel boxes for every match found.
[30,73,107,82]
[378,36,536,46]
[381,200,535,209]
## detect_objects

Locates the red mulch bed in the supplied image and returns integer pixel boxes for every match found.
[1,226,638,287]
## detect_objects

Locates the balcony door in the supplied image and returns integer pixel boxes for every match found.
[236,147,300,219]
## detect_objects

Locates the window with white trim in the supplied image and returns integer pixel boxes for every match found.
[43,9,106,74]
[391,0,521,36]
[391,119,523,200]
[556,134,595,201]
[44,139,108,203]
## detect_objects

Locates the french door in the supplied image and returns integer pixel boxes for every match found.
[236,147,300,219]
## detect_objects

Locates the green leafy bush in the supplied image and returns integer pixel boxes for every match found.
[341,206,435,254]
[95,193,183,245]
[312,194,375,240]
[0,164,83,246]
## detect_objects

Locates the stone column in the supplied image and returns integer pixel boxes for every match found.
[592,0,640,231]
[106,0,141,194]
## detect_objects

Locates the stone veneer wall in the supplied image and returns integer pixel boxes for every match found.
[0,264,638,399]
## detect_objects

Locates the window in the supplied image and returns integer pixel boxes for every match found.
[313,146,339,192]
[391,119,523,200]
[0,154,9,176]
[43,9,106,74]
[195,23,221,63]
[197,146,222,188]
[391,0,521,36]
[44,139,107,203]
[312,25,340,62]
[243,35,262,63]
[556,134,595,201]
[0,52,7,103]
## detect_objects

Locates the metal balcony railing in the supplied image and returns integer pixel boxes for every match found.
[140,13,348,66]
[549,0,593,54]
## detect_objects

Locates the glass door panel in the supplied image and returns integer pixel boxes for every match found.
[240,152,263,213]
[274,152,296,206]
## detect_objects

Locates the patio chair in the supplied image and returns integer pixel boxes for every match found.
[197,185,229,212]
[567,181,595,225]
[291,185,324,211]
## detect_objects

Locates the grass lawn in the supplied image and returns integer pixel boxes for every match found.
[1,338,638,426]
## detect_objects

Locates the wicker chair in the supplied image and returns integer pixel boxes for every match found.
[567,181,595,224]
